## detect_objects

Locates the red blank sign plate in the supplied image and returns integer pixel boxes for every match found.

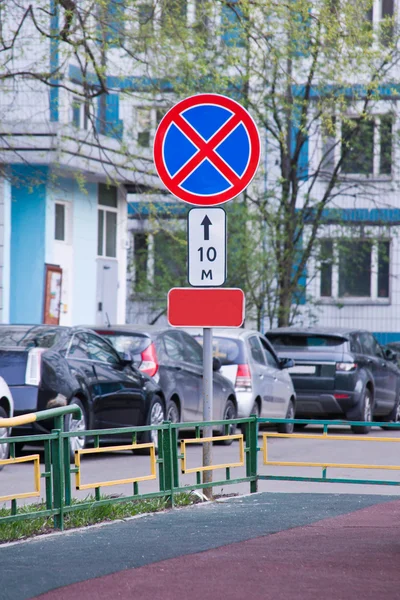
[168,288,245,328]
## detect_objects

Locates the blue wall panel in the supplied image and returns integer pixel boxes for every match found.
[374,332,400,345]
[10,166,47,324]
[49,0,59,122]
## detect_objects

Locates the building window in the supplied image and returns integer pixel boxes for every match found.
[98,185,117,258]
[132,229,186,294]
[134,233,149,292]
[195,0,210,36]
[153,230,186,292]
[161,0,187,29]
[319,238,390,300]
[55,203,66,241]
[381,0,395,42]
[137,108,151,148]
[341,115,393,176]
[321,116,336,172]
[382,0,395,17]
[320,240,333,297]
[338,240,372,297]
[71,97,90,129]
[221,2,245,47]
[136,107,167,148]
[138,3,154,34]
[378,241,390,298]
[72,99,81,128]
[99,0,125,45]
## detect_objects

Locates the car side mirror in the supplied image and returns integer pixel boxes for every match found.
[279,357,295,370]
[213,357,222,371]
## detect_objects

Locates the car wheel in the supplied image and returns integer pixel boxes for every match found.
[0,407,10,469]
[64,398,88,462]
[137,396,165,454]
[216,399,237,445]
[351,388,372,435]
[277,400,295,434]
[381,393,400,430]
[166,400,180,423]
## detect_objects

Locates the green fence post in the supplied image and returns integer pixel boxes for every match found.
[171,426,179,489]
[248,415,258,493]
[51,415,65,530]
[63,436,72,506]
[162,421,175,507]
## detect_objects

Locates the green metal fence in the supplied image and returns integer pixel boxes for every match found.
[1,407,400,531]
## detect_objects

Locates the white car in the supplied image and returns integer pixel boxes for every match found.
[0,376,14,467]
[189,328,297,433]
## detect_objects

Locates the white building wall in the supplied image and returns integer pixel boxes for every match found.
[116,187,128,324]
[71,181,98,325]
[45,176,75,325]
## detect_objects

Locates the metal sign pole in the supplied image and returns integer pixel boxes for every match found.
[202,326,213,498]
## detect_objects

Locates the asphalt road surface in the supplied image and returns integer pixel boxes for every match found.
[2,492,400,600]
[2,424,400,504]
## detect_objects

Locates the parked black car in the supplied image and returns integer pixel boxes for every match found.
[92,325,238,436]
[0,325,165,456]
[266,327,400,434]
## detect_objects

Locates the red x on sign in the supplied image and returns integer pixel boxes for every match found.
[153,94,260,206]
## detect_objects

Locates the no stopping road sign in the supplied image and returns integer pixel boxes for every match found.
[153,93,260,206]
[188,207,226,287]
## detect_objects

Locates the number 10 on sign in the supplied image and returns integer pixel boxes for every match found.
[188,207,226,287]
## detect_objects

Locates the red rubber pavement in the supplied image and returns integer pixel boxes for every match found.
[36,499,400,600]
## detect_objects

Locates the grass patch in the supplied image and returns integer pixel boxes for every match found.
[0,492,197,544]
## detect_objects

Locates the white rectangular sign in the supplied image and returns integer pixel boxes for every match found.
[188,207,226,287]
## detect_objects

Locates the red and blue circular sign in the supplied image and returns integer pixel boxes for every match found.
[153,93,261,206]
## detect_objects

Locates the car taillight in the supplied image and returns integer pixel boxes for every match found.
[235,364,252,390]
[25,349,45,385]
[140,343,159,378]
[336,362,357,372]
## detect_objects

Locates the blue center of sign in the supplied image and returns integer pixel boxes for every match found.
[163,104,250,196]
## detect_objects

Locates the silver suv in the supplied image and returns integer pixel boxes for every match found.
[190,328,296,433]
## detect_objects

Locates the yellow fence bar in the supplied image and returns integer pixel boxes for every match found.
[0,414,37,427]
[263,432,400,471]
[74,443,157,490]
[0,455,41,502]
[264,432,400,443]
[180,434,244,474]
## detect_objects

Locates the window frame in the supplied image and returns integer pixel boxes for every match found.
[339,113,394,179]
[317,236,391,304]
[71,96,90,130]
[135,106,167,149]
[98,187,118,259]
[54,201,71,244]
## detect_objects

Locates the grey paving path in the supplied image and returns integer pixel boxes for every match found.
[1,492,398,600]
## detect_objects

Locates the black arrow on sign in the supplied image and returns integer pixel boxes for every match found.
[201,215,212,240]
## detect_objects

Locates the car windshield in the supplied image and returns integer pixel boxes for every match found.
[0,326,60,348]
[267,334,347,349]
[194,336,245,365]
[99,333,150,357]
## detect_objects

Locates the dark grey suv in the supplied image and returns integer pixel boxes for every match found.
[266,328,400,434]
